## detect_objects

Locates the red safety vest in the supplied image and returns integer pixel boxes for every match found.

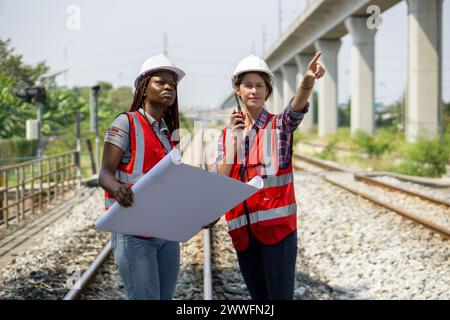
[104,110,174,238]
[223,113,297,251]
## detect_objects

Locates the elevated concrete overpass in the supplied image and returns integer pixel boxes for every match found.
[219,0,444,142]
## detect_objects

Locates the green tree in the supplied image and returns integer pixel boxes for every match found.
[42,87,88,136]
[0,38,48,89]
[0,73,36,138]
[444,100,450,131]
[338,99,350,127]
[106,86,133,112]
[0,38,51,138]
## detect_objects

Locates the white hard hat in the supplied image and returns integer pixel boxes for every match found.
[231,55,273,85]
[134,54,185,88]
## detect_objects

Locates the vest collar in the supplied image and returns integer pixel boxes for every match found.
[138,108,169,133]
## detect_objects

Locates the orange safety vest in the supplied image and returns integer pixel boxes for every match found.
[223,113,297,251]
[104,111,174,237]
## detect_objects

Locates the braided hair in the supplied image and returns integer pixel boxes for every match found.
[129,72,180,136]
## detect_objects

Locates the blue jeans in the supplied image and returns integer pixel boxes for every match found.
[111,233,180,300]
[236,230,297,300]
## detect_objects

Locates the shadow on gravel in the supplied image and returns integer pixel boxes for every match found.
[0,267,70,299]
[295,270,355,300]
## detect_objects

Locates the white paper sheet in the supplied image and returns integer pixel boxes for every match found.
[95,148,263,242]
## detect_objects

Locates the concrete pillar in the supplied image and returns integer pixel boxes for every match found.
[345,16,377,136]
[280,64,297,109]
[315,39,341,137]
[406,0,443,142]
[271,71,283,114]
[295,53,315,132]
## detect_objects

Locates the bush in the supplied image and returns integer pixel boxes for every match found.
[333,127,351,143]
[352,129,394,157]
[315,136,338,161]
[392,134,450,177]
[0,138,38,165]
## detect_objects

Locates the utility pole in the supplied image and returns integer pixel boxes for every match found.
[262,26,266,55]
[76,110,82,189]
[278,0,282,36]
[90,85,101,173]
[63,45,68,86]
[164,33,168,57]
[35,89,45,158]
[14,87,46,158]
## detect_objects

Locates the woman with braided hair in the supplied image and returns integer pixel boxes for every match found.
[98,54,185,300]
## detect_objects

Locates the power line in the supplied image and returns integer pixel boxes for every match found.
[46,44,161,63]
[68,55,238,72]
[164,33,168,57]
[169,44,243,55]
[63,45,68,86]
[184,72,229,79]
[69,60,231,79]
[262,26,266,55]
[70,60,143,72]
[278,0,282,36]
[172,57,236,65]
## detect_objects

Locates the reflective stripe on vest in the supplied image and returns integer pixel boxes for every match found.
[227,202,297,231]
[126,112,145,180]
[262,172,293,188]
[224,112,297,250]
[104,111,170,210]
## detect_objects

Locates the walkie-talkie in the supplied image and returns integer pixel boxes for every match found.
[234,94,242,112]
[233,94,244,156]
[234,94,244,126]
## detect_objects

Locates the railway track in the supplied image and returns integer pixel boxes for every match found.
[293,154,450,238]
[64,135,220,300]
[59,152,450,300]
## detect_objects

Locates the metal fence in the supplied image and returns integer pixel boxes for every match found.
[0,150,81,230]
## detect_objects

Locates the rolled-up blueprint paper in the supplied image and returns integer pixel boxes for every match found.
[95,148,264,242]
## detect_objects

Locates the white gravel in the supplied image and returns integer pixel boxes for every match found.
[3,166,448,300]
[295,170,449,299]
[0,187,110,299]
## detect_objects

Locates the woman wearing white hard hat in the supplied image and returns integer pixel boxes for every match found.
[98,54,185,300]
[215,52,325,300]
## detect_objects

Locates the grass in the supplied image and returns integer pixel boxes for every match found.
[296,126,450,178]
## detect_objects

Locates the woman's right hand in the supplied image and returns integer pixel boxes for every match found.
[114,184,134,208]
[230,110,246,134]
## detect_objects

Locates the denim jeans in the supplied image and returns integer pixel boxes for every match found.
[236,230,297,300]
[111,233,180,300]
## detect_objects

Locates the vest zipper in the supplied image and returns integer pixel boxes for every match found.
[238,164,253,237]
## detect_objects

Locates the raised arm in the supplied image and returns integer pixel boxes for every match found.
[291,52,326,113]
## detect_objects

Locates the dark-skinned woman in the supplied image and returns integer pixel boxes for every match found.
[98,54,185,300]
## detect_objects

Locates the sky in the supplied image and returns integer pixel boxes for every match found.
[0,0,449,109]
